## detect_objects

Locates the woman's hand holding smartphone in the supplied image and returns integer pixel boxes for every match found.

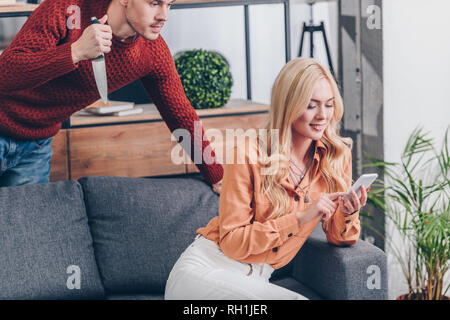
[296,173,376,225]
[338,185,369,215]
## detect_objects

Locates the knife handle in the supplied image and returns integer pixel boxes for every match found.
[91,16,100,25]
[91,17,104,59]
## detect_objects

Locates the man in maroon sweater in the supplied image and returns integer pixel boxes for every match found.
[0,0,223,191]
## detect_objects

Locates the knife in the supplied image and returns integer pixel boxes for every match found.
[91,16,108,105]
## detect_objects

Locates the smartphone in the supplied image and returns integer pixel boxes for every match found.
[348,173,378,197]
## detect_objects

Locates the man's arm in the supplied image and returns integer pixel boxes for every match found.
[0,0,78,93]
[141,38,223,185]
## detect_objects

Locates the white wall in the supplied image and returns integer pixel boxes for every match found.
[161,6,248,100]
[383,0,450,299]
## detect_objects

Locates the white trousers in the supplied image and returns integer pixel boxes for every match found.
[165,235,308,300]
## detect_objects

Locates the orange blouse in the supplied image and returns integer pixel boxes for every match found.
[197,138,361,269]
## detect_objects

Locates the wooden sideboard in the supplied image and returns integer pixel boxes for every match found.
[49,99,268,181]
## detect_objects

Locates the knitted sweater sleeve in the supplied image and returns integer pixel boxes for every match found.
[0,0,78,93]
[141,37,224,185]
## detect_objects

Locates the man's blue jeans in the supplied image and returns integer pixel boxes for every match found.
[0,135,54,187]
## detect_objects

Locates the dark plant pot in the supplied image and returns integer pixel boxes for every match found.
[397,293,450,300]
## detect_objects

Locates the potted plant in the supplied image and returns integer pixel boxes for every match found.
[362,126,449,300]
[174,49,233,110]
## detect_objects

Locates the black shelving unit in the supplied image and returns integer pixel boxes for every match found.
[172,0,291,100]
[109,0,291,111]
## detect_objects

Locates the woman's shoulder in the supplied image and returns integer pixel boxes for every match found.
[226,136,261,166]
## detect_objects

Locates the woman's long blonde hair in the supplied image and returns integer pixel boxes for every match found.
[258,57,353,219]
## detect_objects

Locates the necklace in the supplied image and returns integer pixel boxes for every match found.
[288,165,304,186]
[289,158,307,181]
[289,141,315,203]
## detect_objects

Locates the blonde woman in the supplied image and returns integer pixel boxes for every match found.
[165,58,369,300]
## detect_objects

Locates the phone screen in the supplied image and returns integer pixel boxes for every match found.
[349,173,378,197]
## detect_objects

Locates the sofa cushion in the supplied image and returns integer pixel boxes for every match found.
[0,181,105,299]
[79,176,219,295]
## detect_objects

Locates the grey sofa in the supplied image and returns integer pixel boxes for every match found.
[0,175,388,300]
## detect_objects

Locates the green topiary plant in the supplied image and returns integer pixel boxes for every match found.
[174,49,233,109]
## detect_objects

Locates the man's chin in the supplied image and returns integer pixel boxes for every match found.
[142,32,160,41]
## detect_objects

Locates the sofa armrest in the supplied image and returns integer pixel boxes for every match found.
[290,228,388,300]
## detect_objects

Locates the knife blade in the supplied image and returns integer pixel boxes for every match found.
[91,16,108,105]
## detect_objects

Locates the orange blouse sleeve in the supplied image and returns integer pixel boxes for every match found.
[321,147,361,246]
[217,147,300,262]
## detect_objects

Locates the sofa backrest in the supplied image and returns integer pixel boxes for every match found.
[78,175,219,295]
[0,181,104,299]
